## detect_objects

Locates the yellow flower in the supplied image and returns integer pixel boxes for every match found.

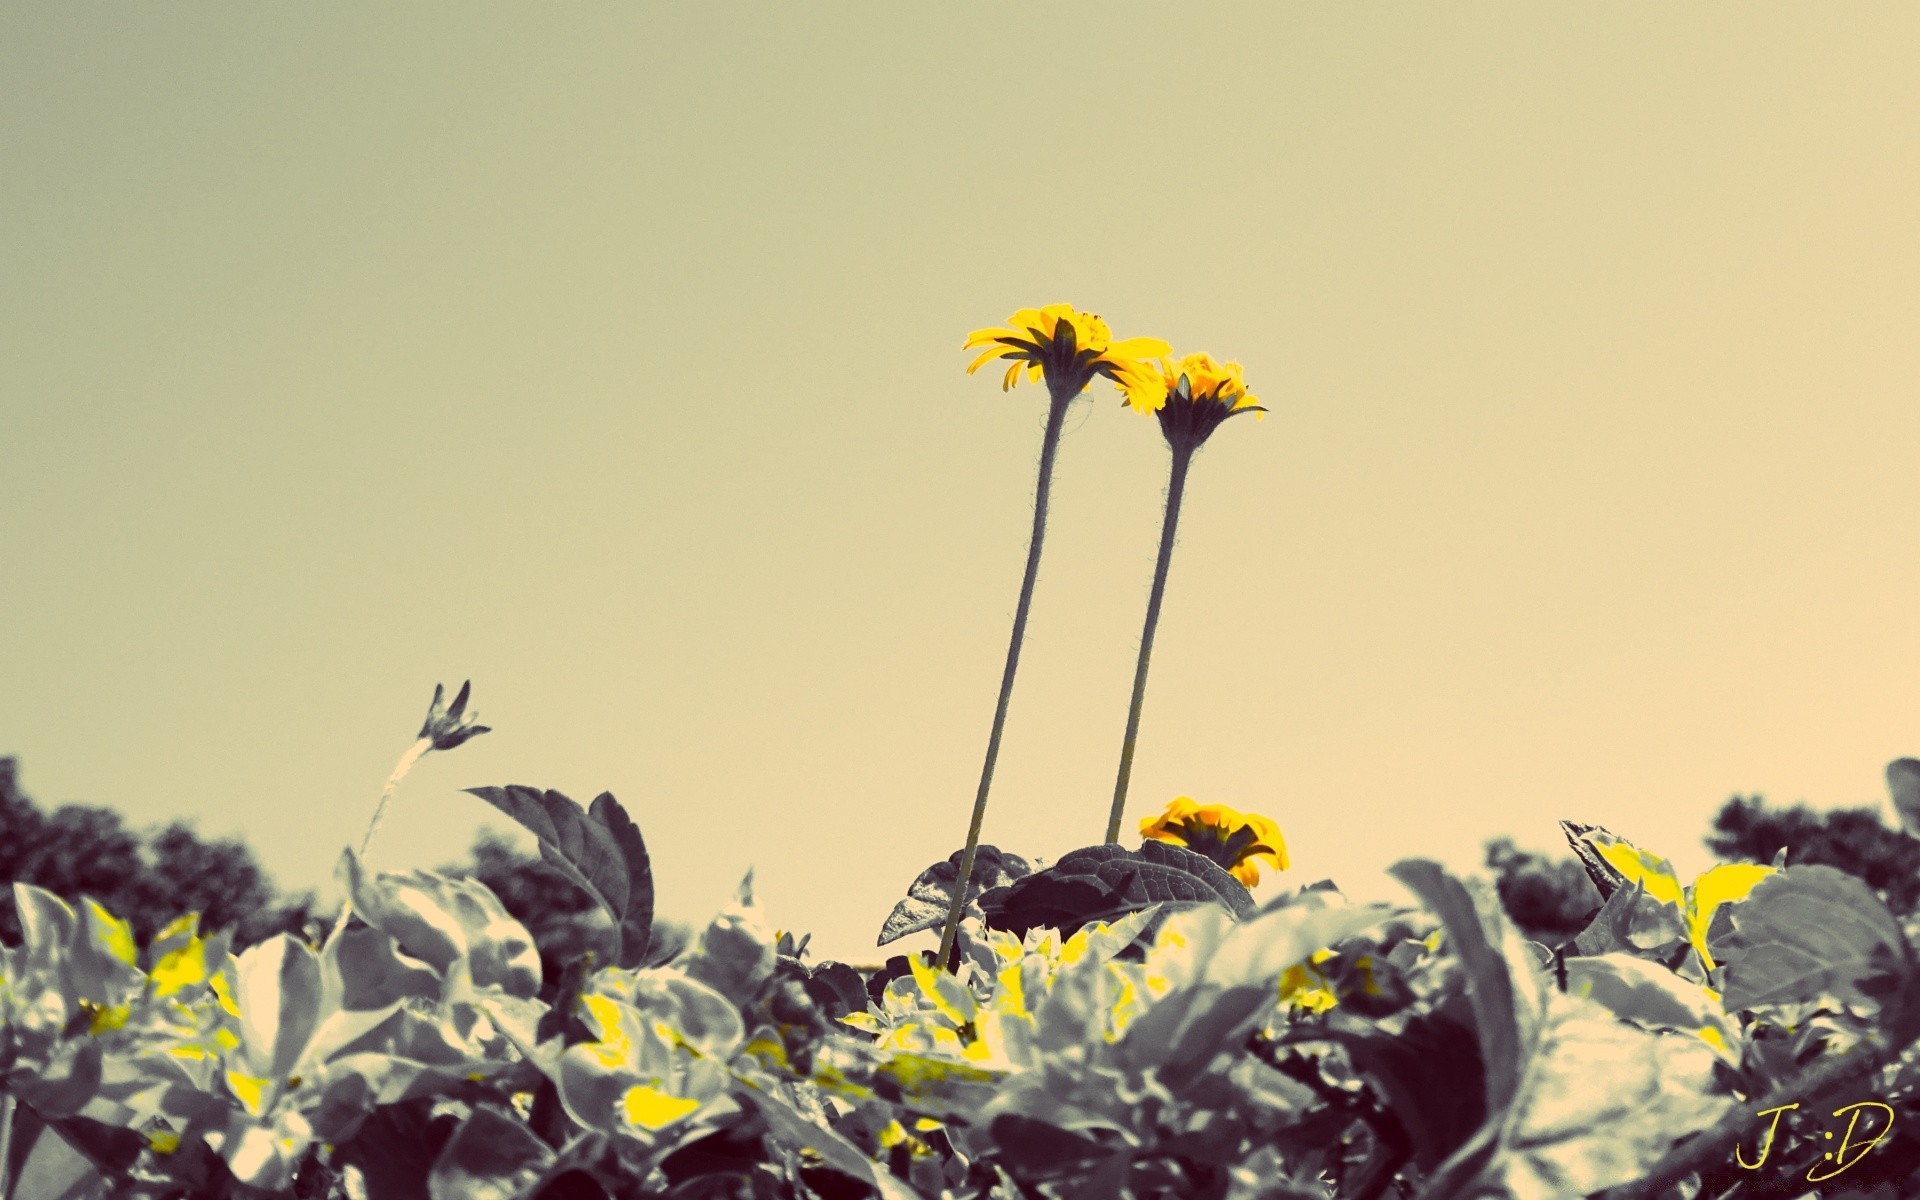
[1139,796,1289,886]
[964,304,1170,398]
[1117,351,1266,451]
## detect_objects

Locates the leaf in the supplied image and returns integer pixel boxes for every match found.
[8,1119,103,1200]
[1713,864,1917,1016]
[1563,953,1737,1051]
[587,791,653,968]
[1315,1007,1487,1172]
[429,1105,557,1200]
[680,872,777,1005]
[1389,859,1545,1118]
[737,1085,920,1200]
[464,785,654,968]
[987,1115,1118,1181]
[1496,992,1730,1196]
[7,1038,102,1120]
[232,934,325,1085]
[333,1096,464,1200]
[978,842,1253,938]
[1391,862,1733,1198]
[339,850,543,999]
[877,845,1032,946]
[1571,876,1688,959]
[801,961,870,1021]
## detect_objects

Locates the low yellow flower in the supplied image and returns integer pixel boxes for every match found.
[1140,797,1289,886]
[964,304,1170,397]
[1117,351,1266,452]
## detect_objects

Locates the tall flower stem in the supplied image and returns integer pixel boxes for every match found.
[1105,442,1195,843]
[322,735,432,951]
[936,385,1076,968]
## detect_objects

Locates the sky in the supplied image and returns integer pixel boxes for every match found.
[4,6,1919,965]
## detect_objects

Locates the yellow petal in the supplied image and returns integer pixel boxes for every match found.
[1001,361,1022,391]
[1107,336,1173,362]
[966,346,1013,375]
[963,326,1012,349]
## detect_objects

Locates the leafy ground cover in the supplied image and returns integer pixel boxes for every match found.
[7,733,1920,1199]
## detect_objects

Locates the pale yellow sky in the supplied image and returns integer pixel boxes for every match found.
[4,6,1918,963]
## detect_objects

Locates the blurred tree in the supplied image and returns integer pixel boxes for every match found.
[1482,836,1601,947]
[1705,793,1920,916]
[0,755,277,945]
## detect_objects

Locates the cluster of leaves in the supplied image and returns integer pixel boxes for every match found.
[10,780,1920,1199]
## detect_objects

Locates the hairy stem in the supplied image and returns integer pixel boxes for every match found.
[936,387,1075,968]
[1105,442,1194,843]
[322,736,432,951]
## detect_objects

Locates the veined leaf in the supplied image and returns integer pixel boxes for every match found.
[977,842,1253,939]
[878,845,1031,946]
[465,785,654,968]
[1713,864,1917,1017]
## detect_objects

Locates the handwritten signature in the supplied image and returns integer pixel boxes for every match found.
[1735,1100,1895,1183]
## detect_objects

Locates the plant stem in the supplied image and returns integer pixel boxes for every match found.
[322,736,432,951]
[0,1093,14,1200]
[936,387,1076,968]
[1105,442,1194,843]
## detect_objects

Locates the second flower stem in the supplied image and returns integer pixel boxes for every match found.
[1105,442,1194,843]
[937,386,1075,968]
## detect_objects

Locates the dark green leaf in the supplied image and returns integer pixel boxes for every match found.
[978,842,1252,938]
[428,1104,556,1200]
[586,792,652,968]
[464,786,653,968]
[877,845,1031,946]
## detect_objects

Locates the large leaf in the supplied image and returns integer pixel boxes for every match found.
[877,845,1031,945]
[1563,953,1739,1055]
[429,1104,556,1200]
[1493,990,1730,1196]
[1389,859,1545,1119]
[1314,1006,1486,1172]
[338,850,543,999]
[1712,864,1917,1017]
[465,786,654,968]
[977,842,1253,938]
[231,934,325,1087]
[1390,861,1731,1199]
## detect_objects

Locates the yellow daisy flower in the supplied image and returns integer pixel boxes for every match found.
[964,304,1170,397]
[1140,796,1289,886]
[1117,351,1266,451]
